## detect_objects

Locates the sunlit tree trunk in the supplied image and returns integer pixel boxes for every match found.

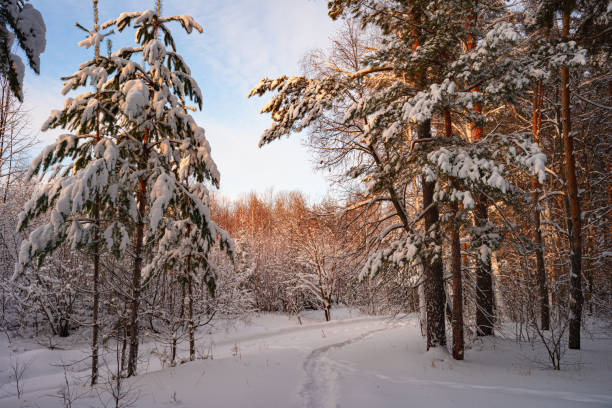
[532,81,550,331]
[561,9,583,350]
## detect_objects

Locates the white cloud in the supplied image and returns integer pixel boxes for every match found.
[21,0,340,199]
[201,117,329,200]
[182,0,341,95]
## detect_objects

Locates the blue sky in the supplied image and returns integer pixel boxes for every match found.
[22,0,342,200]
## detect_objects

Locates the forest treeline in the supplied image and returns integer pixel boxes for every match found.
[0,0,610,392]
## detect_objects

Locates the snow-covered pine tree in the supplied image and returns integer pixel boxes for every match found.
[13,0,118,385]
[15,5,229,378]
[88,0,102,385]
[0,0,45,101]
[99,5,231,376]
[251,0,559,353]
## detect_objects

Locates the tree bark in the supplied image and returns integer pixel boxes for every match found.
[608,81,612,250]
[91,205,100,385]
[188,270,195,361]
[120,317,127,373]
[127,128,149,376]
[531,83,550,331]
[445,109,464,360]
[561,10,583,350]
[474,199,494,336]
[90,0,101,384]
[419,119,446,349]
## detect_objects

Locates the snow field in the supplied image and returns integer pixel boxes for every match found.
[1,310,611,407]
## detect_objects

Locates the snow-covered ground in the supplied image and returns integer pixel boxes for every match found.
[1,309,611,407]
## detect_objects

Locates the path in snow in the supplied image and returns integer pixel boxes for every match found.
[299,321,397,408]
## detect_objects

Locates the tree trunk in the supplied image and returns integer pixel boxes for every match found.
[533,180,551,331]
[127,234,142,376]
[171,336,177,365]
[188,270,195,361]
[91,210,100,385]
[467,13,495,337]
[419,119,446,349]
[561,10,583,350]
[531,83,550,331]
[128,128,149,376]
[59,318,70,337]
[2,127,13,203]
[490,253,507,320]
[91,0,101,384]
[0,79,8,176]
[445,109,464,360]
[474,201,494,336]
[608,81,612,249]
[120,317,127,373]
[418,280,427,337]
[450,202,464,358]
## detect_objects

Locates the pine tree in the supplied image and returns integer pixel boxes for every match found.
[15,4,229,377]
[13,0,124,384]
[99,5,230,376]
[88,0,102,385]
[251,0,555,351]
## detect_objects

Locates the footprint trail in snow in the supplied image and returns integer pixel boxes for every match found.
[299,322,397,408]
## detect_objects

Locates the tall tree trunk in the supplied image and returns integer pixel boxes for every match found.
[561,10,583,350]
[606,82,612,253]
[419,119,447,349]
[467,12,495,337]
[90,0,101,385]
[128,128,149,376]
[445,110,464,360]
[532,82,550,331]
